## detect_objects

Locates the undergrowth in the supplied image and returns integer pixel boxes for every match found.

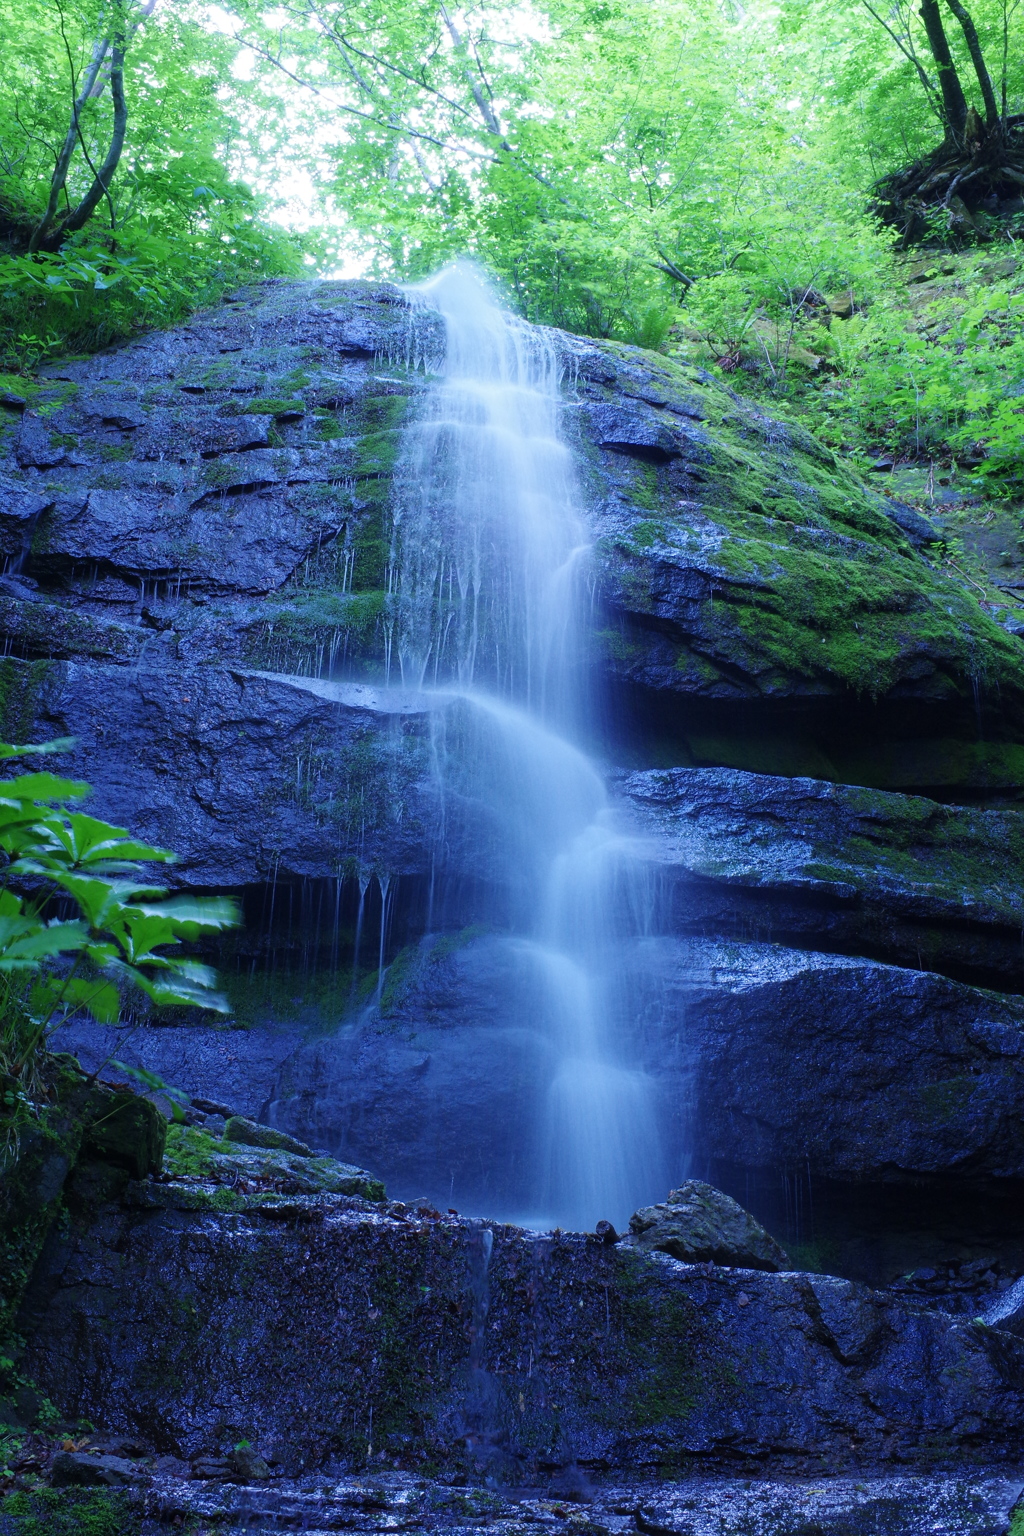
[674,247,1024,506]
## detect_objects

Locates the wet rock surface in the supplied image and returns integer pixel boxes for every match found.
[626,1181,790,1271]
[618,766,1024,988]
[50,924,1024,1248]
[159,1121,386,1201]
[25,663,435,886]
[236,933,1024,1209]
[16,1154,1024,1476]
[48,1018,307,1121]
[7,283,1024,1504]
[105,1468,1024,1535]
[6,1458,1024,1535]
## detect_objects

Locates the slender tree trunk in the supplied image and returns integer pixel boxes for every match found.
[919,0,969,141]
[28,35,111,251]
[944,0,1001,128]
[60,46,127,236]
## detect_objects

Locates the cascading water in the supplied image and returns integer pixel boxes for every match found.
[385,263,666,1233]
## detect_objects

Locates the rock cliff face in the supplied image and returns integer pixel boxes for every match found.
[19,1166,1024,1475]
[7,278,1024,1471]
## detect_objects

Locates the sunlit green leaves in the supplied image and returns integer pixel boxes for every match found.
[0,741,240,1072]
[0,0,303,366]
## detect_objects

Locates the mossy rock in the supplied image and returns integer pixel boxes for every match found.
[0,1485,138,1536]
[82,1089,166,1179]
[163,1123,386,1200]
[575,338,1024,736]
[1,1064,166,1343]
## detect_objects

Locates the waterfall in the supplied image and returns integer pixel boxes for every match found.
[388,263,666,1233]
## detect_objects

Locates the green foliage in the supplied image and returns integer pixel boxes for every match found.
[0,739,239,1165]
[794,259,1024,495]
[0,0,303,365]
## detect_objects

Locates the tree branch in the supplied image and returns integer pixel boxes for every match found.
[238,36,500,162]
[860,0,941,114]
[438,3,502,138]
[653,250,694,286]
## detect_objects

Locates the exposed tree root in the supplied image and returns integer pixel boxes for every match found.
[873,115,1024,244]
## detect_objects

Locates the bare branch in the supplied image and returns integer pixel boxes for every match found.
[438,2,502,138]
[239,36,500,162]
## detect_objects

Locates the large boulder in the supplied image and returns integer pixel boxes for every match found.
[668,937,1024,1187]
[628,1181,790,1270]
[1,1064,167,1344]
[52,931,1024,1225]
[559,337,1024,772]
[24,662,434,885]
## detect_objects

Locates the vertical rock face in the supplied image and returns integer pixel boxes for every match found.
[2,276,1022,855]
[5,277,1024,1289]
[18,1178,1024,1473]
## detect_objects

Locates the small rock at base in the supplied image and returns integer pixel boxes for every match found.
[192,1096,236,1118]
[229,1443,271,1481]
[50,1450,143,1487]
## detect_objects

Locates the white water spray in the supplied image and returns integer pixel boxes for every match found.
[389,263,665,1233]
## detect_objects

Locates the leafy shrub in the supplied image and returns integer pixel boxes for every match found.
[797,265,1024,494]
[0,739,238,1166]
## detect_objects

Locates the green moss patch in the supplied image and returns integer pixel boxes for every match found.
[162,1123,385,1201]
[590,342,1024,717]
[0,1486,138,1536]
[243,396,305,416]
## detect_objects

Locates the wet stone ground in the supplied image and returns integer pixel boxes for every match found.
[4,1462,1022,1536]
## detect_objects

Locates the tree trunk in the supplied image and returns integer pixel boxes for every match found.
[944,0,1001,129]
[919,0,968,143]
[27,35,111,252]
[58,48,127,238]
[870,0,1024,239]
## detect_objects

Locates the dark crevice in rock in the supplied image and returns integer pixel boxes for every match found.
[600,441,681,464]
[702,1160,1024,1295]
[602,682,1024,801]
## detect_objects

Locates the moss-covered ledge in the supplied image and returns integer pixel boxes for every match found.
[562,336,1024,745]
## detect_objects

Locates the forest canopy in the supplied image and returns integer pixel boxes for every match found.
[0,0,1023,486]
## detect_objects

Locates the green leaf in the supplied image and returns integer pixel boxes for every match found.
[129,895,241,933]
[0,916,86,969]
[0,771,91,803]
[0,739,76,760]
[111,1056,190,1105]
